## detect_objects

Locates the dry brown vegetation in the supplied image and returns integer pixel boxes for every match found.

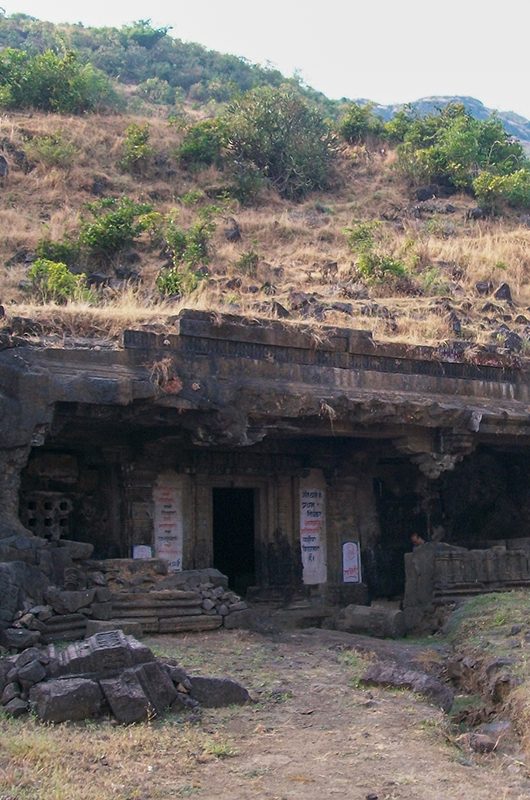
[2,111,530,347]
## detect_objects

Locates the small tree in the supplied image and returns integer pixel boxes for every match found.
[223,86,337,199]
[339,102,384,144]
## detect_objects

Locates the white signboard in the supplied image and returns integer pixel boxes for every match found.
[153,473,183,572]
[342,541,362,583]
[300,472,327,584]
[132,544,153,560]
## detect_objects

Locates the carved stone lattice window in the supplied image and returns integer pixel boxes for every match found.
[20,492,73,539]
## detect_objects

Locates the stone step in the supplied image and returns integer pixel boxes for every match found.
[158,615,223,633]
[85,619,144,637]
[110,591,200,604]
[108,606,203,619]
[41,613,87,628]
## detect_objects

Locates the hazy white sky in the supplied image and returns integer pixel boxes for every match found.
[4,1,530,117]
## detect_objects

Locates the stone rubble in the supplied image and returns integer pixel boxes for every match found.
[1,556,250,650]
[0,629,251,723]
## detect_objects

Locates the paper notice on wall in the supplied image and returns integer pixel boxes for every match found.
[153,474,183,572]
[132,544,153,560]
[300,479,327,585]
[342,541,362,583]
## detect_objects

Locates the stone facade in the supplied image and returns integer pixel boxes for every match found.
[2,310,530,633]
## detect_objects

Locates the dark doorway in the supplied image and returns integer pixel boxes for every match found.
[370,472,426,598]
[213,488,256,595]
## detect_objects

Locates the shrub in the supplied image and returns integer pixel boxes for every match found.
[473,169,530,211]
[79,197,153,259]
[356,252,407,281]
[25,132,78,169]
[27,258,90,303]
[35,237,81,267]
[222,87,337,199]
[136,77,173,105]
[235,249,259,276]
[344,220,407,283]
[119,123,153,173]
[0,48,117,113]
[155,265,202,297]
[178,119,224,169]
[339,103,384,144]
[162,208,217,269]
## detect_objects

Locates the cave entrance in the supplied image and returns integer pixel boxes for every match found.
[213,488,256,596]
[372,469,427,599]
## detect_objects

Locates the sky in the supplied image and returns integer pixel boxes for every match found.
[4,0,530,118]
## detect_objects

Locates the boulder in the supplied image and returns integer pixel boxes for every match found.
[0,628,40,650]
[189,676,251,707]
[494,282,513,302]
[30,677,103,722]
[361,661,453,712]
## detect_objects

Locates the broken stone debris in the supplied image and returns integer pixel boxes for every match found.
[0,629,250,723]
[1,562,249,650]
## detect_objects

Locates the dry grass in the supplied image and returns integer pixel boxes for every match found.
[2,110,530,347]
[0,713,228,800]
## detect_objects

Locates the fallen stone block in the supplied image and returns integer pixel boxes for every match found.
[223,609,253,630]
[1,681,20,705]
[57,540,94,560]
[335,604,406,639]
[47,630,155,680]
[17,659,47,687]
[130,661,177,716]
[45,588,96,615]
[360,661,454,712]
[189,676,251,708]
[30,677,103,722]
[100,671,150,724]
[4,697,29,717]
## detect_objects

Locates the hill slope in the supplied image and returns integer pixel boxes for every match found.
[356,95,530,150]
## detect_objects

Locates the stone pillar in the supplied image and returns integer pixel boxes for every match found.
[0,446,34,540]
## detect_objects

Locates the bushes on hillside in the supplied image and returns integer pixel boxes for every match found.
[222,87,337,199]
[473,168,530,211]
[393,105,527,193]
[27,259,91,303]
[79,198,153,260]
[0,48,117,112]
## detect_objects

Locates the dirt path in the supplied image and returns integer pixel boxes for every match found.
[147,628,530,800]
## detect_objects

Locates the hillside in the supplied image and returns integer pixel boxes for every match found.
[1,15,530,356]
[357,96,530,150]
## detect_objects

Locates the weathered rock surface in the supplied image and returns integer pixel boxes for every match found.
[335,604,406,639]
[189,676,251,707]
[361,661,454,712]
[30,677,103,722]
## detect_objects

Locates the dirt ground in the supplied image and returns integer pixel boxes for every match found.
[144,628,530,800]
